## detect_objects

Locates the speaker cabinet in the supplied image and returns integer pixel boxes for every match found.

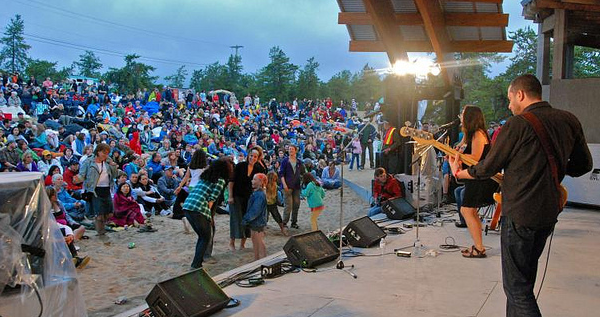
[283,231,338,268]
[382,197,416,220]
[343,216,387,248]
[146,268,230,317]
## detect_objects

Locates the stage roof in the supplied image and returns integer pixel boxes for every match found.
[335,0,514,65]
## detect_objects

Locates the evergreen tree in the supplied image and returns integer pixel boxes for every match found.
[325,70,353,102]
[26,59,72,82]
[0,14,30,73]
[164,65,188,87]
[190,62,228,92]
[296,57,320,100]
[226,53,243,93]
[103,54,157,94]
[256,46,298,101]
[351,64,382,105]
[73,50,102,78]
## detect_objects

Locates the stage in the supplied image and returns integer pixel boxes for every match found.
[117,206,600,317]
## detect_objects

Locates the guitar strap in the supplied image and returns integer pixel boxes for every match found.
[521,112,564,211]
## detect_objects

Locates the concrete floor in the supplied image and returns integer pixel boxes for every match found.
[118,205,600,317]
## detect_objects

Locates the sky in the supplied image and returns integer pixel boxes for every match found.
[3,0,534,85]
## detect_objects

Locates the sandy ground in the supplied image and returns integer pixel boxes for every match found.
[76,163,376,316]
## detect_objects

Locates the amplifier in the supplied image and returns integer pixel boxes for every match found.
[382,197,416,220]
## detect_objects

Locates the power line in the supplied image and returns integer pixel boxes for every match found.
[0,26,210,68]
[13,0,230,48]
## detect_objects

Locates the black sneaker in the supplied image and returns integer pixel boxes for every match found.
[455,222,468,228]
[290,224,300,229]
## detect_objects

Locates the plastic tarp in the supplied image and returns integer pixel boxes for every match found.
[0,172,87,317]
[142,101,160,115]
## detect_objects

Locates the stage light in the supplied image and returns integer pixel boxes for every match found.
[390,58,441,77]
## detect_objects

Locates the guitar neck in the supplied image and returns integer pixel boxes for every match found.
[430,140,503,184]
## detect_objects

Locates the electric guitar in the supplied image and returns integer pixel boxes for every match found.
[400,126,568,231]
[400,127,504,184]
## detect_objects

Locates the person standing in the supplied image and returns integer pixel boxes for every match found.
[279,144,304,229]
[182,158,232,269]
[242,173,268,261]
[228,147,266,250]
[301,173,325,231]
[452,105,499,257]
[76,143,118,236]
[450,74,592,316]
[358,119,377,169]
[381,120,402,174]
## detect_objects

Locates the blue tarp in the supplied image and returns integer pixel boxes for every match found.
[143,101,160,115]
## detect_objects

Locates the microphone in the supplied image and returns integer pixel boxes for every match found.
[438,118,460,130]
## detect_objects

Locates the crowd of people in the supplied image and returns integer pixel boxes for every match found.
[0,72,389,269]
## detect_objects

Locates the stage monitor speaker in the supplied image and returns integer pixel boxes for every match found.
[146,268,230,317]
[382,197,416,220]
[343,216,387,248]
[283,231,338,268]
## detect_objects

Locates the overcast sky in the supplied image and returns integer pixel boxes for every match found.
[3,0,533,84]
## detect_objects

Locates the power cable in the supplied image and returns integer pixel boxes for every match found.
[12,0,230,48]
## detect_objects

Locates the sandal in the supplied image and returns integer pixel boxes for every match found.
[462,245,486,258]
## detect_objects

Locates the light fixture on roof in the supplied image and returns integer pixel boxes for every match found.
[391,58,440,77]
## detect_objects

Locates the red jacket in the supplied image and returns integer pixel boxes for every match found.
[63,168,82,191]
[373,175,402,203]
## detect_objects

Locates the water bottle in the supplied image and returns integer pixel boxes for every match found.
[379,237,387,256]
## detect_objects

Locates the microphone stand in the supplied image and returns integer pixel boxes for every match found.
[334,117,374,279]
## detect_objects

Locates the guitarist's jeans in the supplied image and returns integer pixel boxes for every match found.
[454,186,466,225]
[501,216,554,317]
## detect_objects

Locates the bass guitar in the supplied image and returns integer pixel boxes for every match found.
[400,126,568,231]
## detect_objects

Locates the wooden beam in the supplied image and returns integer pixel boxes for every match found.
[446,0,502,3]
[362,0,408,63]
[414,0,452,82]
[338,12,509,27]
[349,40,514,53]
[536,0,600,12]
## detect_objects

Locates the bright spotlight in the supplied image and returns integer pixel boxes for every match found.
[390,58,441,77]
[392,60,410,76]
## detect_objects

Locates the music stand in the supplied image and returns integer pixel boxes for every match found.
[398,139,436,257]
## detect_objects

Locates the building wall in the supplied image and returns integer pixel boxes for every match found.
[545,78,600,144]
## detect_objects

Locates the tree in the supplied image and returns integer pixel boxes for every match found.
[0,14,30,73]
[296,57,320,100]
[325,70,353,102]
[573,46,600,78]
[73,50,102,78]
[164,65,188,87]
[351,64,382,105]
[189,62,229,92]
[226,53,243,93]
[26,59,72,82]
[256,46,298,101]
[103,54,157,94]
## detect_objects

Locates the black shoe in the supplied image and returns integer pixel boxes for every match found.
[290,224,299,229]
[455,222,468,228]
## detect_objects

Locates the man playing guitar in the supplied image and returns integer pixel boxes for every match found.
[449,75,592,316]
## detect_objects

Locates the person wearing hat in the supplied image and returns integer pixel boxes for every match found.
[157,165,181,215]
[38,150,62,175]
[0,139,20,171]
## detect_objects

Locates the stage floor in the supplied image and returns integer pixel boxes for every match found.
[117,206,600,317]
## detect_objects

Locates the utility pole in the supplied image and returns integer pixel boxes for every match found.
[230,45,244,57]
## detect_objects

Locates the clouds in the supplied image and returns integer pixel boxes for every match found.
[3,0,532,84]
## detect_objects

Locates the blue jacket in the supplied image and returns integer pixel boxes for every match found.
[146,160,164,178]
[279,157,304,190]
[242,190,267,229]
